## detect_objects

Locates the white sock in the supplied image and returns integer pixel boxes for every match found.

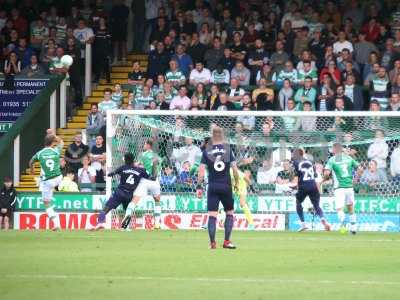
[337,210,345,225]
[125,202,136,217]
[46,206,60,229]
[349,213,356,224]
[154,203,161,226]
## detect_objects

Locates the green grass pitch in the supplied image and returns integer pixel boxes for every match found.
[0,230,399,300]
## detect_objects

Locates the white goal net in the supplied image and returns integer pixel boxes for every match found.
[106,110,400,232]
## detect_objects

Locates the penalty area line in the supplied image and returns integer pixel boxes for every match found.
[4,274,400,286]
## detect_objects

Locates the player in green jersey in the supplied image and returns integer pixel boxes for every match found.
[324,143,360,234]
[122,139,162,229]
[29,134,64,230]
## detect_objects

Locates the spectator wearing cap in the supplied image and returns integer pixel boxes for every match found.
[231,60,250,87]
[210,63,230,85]
[0,176,16,230]
[248,38,269,85]
[189,61,211,86]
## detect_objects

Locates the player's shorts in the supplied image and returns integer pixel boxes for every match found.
[0,209,12,218]
[134,178,161,197]
[106,189,132,210]
[296,187,320,206]
[40,175,63,200]
[207,183,234,212]
[334,188,355,209]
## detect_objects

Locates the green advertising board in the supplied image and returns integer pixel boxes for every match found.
[15,192,400,213]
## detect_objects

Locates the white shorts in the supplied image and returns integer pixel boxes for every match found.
[134,178,161,197]
[334,188,355,210]
[39,175,63,200]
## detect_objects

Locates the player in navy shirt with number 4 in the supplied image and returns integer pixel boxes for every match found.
[95,153,148,230]
[292,149,331,232]
[197,127,240,249]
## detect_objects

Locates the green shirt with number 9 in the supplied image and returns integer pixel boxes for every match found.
[31,147,62,181]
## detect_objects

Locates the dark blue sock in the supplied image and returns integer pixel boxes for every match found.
[296,201,305,222]
[97,211,106,223]
[208,216,217,243]
[224,214,234,241]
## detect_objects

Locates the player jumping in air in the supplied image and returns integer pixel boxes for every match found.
[197,126,240,249]
[230,168,255,230]
[121,139,162,230]
[29,134,64,230]
[292,149,331,232]
[96,153,148,230]
[324,143,359,234]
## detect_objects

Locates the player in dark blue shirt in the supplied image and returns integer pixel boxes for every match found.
[197,127,240,249]
[95,153,148,230]
[292,148,331,232]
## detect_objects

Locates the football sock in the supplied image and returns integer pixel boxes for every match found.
[242,204,254,225]
[296,201,305,222]
[208,216,217,243]
[125,202,136,218]
[97,211,106,224]
[46,206,60,228]
[349,213,356,224]
[337,210,346,225]
[313,205,324,219]
[154,202,161,226]
[224,214,234,241]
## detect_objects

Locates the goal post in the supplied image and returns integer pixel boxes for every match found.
[106,109,400,231]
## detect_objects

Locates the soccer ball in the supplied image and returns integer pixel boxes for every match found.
[61,55,74,67]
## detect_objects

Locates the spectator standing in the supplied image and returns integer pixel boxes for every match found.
[370,67,391,110]
[98,88,118,118]
[247,38,269,84]
[344,75,365,111]
[147,41,170,80]
[73,19,94,71]
[64,134,89,174]
[93,17,112,83]
[77,155,96,192]
[294,77,317,110]
[110,0,129,64]
[86,105,104,147]
[0,176,16,230]
[367,130,389,176]
[89,135,106,191]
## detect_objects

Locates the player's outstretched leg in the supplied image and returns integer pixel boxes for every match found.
[121,199,138,230]
[310,194,331,231]
[347,204,357,234]
[223,211,236,249]
[208,212,217,249]
[96,206,112,230]
[240,196,254,230]
[296,198,308,232]
[337,208,347,233]
[153,196,161,229]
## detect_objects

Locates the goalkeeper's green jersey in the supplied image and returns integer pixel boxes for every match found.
[325,154,359,189]
[139,150,160,177]
[31,147,62,181]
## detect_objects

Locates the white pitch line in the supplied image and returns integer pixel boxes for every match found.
[4,274,400,286]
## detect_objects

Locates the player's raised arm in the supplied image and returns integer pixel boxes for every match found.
[231,162,240,192]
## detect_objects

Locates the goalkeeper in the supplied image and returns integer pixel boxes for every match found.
[230,168,255,230]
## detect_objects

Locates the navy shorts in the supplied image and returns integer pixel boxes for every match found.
[105,189,132,211]
[207,184,234,212]
[296,187,320,206]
